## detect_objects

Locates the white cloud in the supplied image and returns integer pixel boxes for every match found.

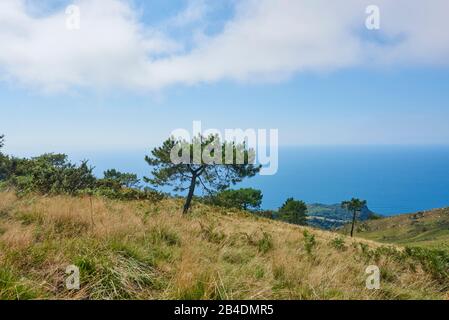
[0,0,180,92]
[168,0,208,27]
[0,0,448,92]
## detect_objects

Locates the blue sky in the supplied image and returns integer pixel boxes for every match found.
[1,0,449,155]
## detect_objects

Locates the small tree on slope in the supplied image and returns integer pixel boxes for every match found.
[341,198,367,237]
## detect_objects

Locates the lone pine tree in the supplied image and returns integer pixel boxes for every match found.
[145,135,261,214]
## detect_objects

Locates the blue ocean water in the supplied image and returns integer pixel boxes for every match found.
[69,146,449,216]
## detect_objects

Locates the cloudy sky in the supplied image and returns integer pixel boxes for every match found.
[1,0,449,154]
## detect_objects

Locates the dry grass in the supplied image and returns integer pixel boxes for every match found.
[0,192,447,300]
[343,208,449,249]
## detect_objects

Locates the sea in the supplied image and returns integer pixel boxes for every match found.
[67,145,449,216]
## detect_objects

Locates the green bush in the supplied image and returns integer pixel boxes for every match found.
[103,169,140,189]
[330,236,346,251]
[5,154,96,195]
[302,230,316,255]
[91,186,164,202]
[356,244,448,286]
[257,232,273,254]
[0,147,164,203]
[404,247,449,283]
[204,188,263,211]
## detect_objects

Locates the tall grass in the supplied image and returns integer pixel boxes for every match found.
[0,192,447,300]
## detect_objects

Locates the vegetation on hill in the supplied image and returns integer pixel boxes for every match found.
[0,133,361,230]
[341,208,449,249]
[276,198,308,225]
[1,133,448,300]
[203,188,263,211]
[0,192,448,300]
[0,152,163,201]
[307,203,378,230]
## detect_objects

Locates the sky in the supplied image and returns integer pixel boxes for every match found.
[1,0,449,155]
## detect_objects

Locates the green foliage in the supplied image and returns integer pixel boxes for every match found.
[254,210,274,219]
[330,236,346,251]
[0,156,9,181]
[355,243,449,286]
[403,247,449,283]
[341,198,367,213]
[302,230,316,255]
[205,188,263,211]
[343,207,449,249]
[257,232,273,254]
[75,256,97,277]
[0,267,39,300]
[307,203,377,230]
[103,169,140,188]
[145,135,261,214]
[254,265,265,279]
[6,154,96,195]
[0,135,10,181]
[277,198,307,225]
[0,145,163,202]
[91,184,164,202]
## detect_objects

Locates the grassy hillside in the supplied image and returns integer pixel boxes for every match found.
[0,192,447,300]
[342,208,449,249]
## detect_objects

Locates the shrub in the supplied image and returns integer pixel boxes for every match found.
[257,232,273,254]
[6,154,96,196]
[330,236,346,251]
[1,152,164,203]
[243,231,273,254]
[404,247,449,284]
[205,188,263,211]
[91,186,164,202]
[302,230,316,255]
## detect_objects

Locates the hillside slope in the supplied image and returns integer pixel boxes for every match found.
[342,208,449,249]
[0,192,447,300]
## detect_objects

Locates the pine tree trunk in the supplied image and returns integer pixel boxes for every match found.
[183,174,197,214]
[350,209,357,237]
